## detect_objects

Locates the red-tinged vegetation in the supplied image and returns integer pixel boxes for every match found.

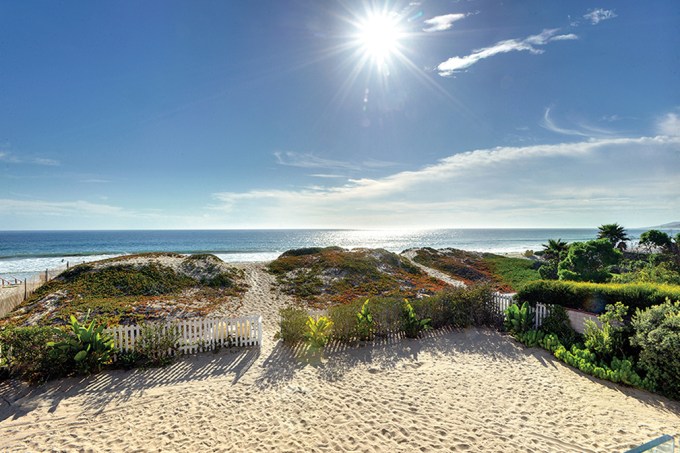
[268,247,448,307]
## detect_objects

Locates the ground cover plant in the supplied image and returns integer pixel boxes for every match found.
[409,247,539,291]
[268,247,447,307]
[1,253,248,327]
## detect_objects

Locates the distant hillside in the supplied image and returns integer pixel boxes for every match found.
[647,221,680,229]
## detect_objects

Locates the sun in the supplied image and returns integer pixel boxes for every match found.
[355,12,404,64]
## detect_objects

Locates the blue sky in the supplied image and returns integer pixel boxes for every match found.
[1,0,678,230]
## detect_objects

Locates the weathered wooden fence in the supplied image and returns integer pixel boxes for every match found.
[108,315,263,357]
[0,264,70,318]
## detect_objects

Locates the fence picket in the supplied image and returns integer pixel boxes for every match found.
[105,315,261,361]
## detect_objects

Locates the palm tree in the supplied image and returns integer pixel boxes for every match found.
[597,223,629,249]
[541,238,569,261]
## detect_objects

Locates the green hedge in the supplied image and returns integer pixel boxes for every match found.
[516,280,680,314]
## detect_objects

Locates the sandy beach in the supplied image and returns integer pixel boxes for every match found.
[1,263,678,452]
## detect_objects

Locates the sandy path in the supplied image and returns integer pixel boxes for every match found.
[401,250,466,287]
[0,263,678,452]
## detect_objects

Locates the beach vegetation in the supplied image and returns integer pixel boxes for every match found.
[0,325,70,383]
[276,307,310,344]
[132,321,182,367]
[268,247,445,307]
[537,304,579,347]
[304,316,334,349]
[557,239,622,283]
[516,279,680,314]
[401,300,431,338]
[630,298,680,399]
[504,302,533,335]
[1,253,248,327]
[410,247,540,291]
[639,229,673,252]
[583,302,628,363]
[47,310,115,374]
[355,299,374,341]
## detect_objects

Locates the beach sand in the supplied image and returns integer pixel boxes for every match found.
[1,263,678,452]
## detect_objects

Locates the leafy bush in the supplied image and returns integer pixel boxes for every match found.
[516,279,680,314]
[276,307,309,344]
[583,302,628,363]
[630,298,680,399]
[304,316,334,349]
[134,322,181,367]
[0,326,70,382]
[504,302,533,335]
[539,304,579,347]
[402,300,431,338]
[356,299,374,341]
[328,300,363,342]
[48,310,115,374]
[517,329,544,347]
[557,239,622,283]
[426,285,496,328]
[368,297,403,336]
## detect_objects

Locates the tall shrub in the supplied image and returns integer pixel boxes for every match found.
[630,298,680,399]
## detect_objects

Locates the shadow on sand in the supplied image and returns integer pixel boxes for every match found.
[0,345,260,422]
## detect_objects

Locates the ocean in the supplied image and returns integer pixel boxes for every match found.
[0,228,661,280]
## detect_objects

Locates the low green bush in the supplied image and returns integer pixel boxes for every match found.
[583,302,628,363]
[0,326,70,382]
[304,316,334,349]
[133,322,181,367]
[276,307,309,344]
[48,310,116,374]
[516,280,680,314]
[539,304,579,347]
[630,298,680,399]
[504,302,533,335]
[402,300,431,338]
[328,300,363,342]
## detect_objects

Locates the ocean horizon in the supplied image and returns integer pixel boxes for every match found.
[0,228,674,280]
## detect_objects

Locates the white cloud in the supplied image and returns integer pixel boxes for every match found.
[657,112,680,136]
[212,136,680,228]
[0,199,124,217]
[274,151,360,170]
[0,151,59,166]
[541,107,616,137]
[584,9,617,25]
[437,29,577,76]
[423,13,467,32]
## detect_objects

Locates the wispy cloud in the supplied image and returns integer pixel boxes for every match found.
[274,151,396,171]
[0,199,123,217]
[422,13,467,32]
[212,136,680,228]
[584,8,617,25]
[274,151,360,170]
[657,112,680,136]
[0,151,60,166]
[541,107,616,138]
[437,29,577,76]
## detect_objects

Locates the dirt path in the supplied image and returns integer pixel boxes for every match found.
[401,250,467,288]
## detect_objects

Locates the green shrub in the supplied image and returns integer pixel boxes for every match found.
[0,326,70,382]
[48,310,115,374]
[557,239,622,283]
[134,322,181,367]
[504,302,533,335]
[517,279,680,314]
[304,316,334,349]
[539,304,579,347]
[368,297,403,336]
[583,302,628,363]
[402,300,431,338]
[518,329,545,347]
[328,299,363,342]
[356,299,374,341]
[276,307,309,344]
[630,298,680,399]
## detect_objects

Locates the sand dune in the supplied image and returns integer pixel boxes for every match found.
[1,263,678,452]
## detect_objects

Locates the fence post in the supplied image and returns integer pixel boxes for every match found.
[66,261,69,269]
[24,278,27,300]
[45,269,48,282]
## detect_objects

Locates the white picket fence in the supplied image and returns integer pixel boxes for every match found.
[108,315,263,357]
[492,292,549,329]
